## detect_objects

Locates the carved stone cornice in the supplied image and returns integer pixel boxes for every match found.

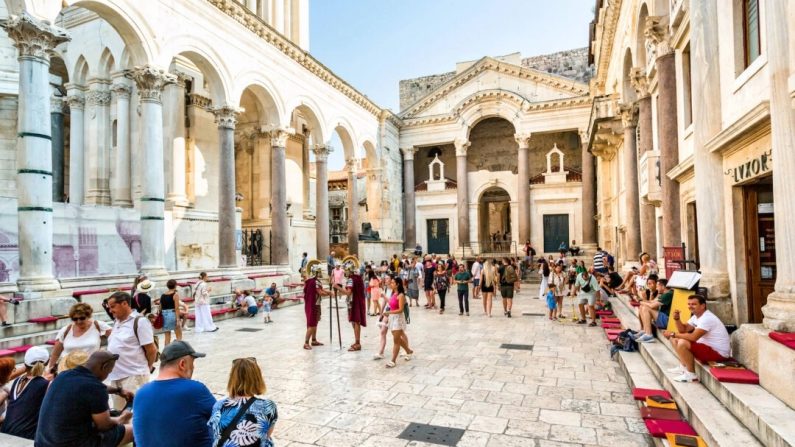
[629,67,649,98]
[312,144,333,162]
[619,102,639,128]
[50,96,64,114]
[110,83,132,99]
[268,127,293,147]
[454,137,471,157]
[514,133,532,149]
[187,93,212,110]
[592,0,623,96]
[0,13,69,62]
[85,89,111,107]
[644,16,673,59]
[400,147,417,161]
[213,106,241,129]
[131,65,176,104]
[65,93,85,111]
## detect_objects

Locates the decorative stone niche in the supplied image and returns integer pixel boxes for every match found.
[426,155,447,192]
[543,143,569,184]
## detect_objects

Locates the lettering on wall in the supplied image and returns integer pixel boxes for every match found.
[725,149,772,184]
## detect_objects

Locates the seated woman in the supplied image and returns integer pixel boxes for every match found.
[47,303,112,374]
[0,347,50,439]
[568,240,581,256]
[209,357,278,447]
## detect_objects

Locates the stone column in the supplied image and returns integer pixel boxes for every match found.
[65,85,85,205]
[84,78,111,205]
[313,144,332,259]
[0,14,69,291]
[579,131,597,251]
[762,0,795,331]
[647,17,682,247]
[132,65,175,275]
[401,146,417,249]
[270,128,291,265]
[346,158,359,256]
[110,77,132,207]
[214,106,239,269]
[690,0,730,298]
[620,103,641,264]
[50,96,65,202]
[515,133,531,245]
[454,138,470,248]
[165,72,190,207]
[631,69,658,259]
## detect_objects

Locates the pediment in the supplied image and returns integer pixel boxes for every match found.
[401,57,589,119]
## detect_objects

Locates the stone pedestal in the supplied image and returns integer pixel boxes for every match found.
[454,138,470,249]
[270,128,291,265]
[620,103,641,263]
[1,13,69,291]
[132,65,175,276]
[50,96,65,202]
[313,145,332,259]
[214,106,239,269]
[515,133,531,244]
[401,147,417,249]
[65,85,85,205]
[110,76,132,207]
[346,158,359,256]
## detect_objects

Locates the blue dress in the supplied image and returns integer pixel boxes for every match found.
[545,290,557,310]
[208,397,278,447]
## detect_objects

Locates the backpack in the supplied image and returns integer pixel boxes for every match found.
[64,320,107,346]
[133,316,160,363]
[610,329,638,358]
[504,266,518,283]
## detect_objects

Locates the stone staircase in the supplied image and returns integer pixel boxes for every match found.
[608,294,795,447]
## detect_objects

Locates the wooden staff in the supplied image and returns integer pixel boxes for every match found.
[334,287,342,349]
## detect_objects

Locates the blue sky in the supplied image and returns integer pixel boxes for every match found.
[309,0,594,168]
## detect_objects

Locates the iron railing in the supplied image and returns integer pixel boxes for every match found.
[241,227,271,266]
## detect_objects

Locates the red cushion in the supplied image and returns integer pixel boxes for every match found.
[605,329,623,335]
[72,288,109,297]
[181,297,194,303]
[601,317,621,324]
[644,419,698,438]
[640,407,682,421]
[709,367,759,384]
[632,388,673,401]
[29,316,59,324]
[0,349,15,357]
[607,333,619,341]
[602,323,622,329]
[596,310,614,316]
[187,314,196,320]
[769,331,795,350]
[9,345,32,353]
[45,339,57,345]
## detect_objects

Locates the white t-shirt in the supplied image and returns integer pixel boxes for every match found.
[471,262,483,279]
[56,320,111,355]
[107,312,154,380]
[687,310,731,358]
[244,295,257,308]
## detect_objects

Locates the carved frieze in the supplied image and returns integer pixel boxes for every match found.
[110,83,132,100]
[85,89,111,107]
[187,93,212,110]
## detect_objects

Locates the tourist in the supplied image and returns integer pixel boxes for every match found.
[299,252,308,279]
[481,259,497,317]
[664,295,731,382]
[422,256,436,309]
[471,256,483,300]
[242,292,259,318]
[58,350,89,372]
[511,258,521,292]
[454,262,472,316]
[132,279,154,317]
[334,261,367,352]
[558,240,568,254]
[106,291,158,409]
[414,244,422,256]
[385,277,413,368]
[641,275,659,301]
[262,294,273,323]
[406,257,421,307]
[634,252,659,298]
[0,347,50,439]
[556,251,567,267]
[155,279,182,346]
[390,254,400,274]
[178,299,189,330]
[264,283,285,309]
[538,258,550,300]
[549,263,567,319]
[599,264,623,298]
[35,351,134,447]
[569,240,581,256]
[498,258,517,317]
[636,278,673,343]
[327,250,336,276]
[303,264,332,350]
[193,272,218,333]
[133,341,215,447]
[545,283,558,321]
[0,294,20,326]
[567,259,579,296]
[209,357,278,446]
[592,247,608,275]
[433,263,449,314]
[523,240,536,267]
[47,303,112,374]
[369,270,382,316]
[574,268,600,326]
[373,302,391,360]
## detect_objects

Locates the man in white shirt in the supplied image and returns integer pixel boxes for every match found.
[106,291,158,409]
[471,257,483,300]
[664,294,731,382]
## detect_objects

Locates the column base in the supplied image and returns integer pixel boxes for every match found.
[579,243,598,257]
[698,270,731,300]
[166,195,191,208]
[762,291,795,332]
[112,200,133,208]
[16,277,60,292]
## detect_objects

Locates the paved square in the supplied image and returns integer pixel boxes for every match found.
[180,286,651,446]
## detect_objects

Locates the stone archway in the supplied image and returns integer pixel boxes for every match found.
[478,186,512,252]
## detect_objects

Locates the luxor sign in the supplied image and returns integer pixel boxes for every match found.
[725,149,772,184]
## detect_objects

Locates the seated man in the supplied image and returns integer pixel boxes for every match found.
[599,265,623,297]
[35,351,134,447]
[663,294,731,382]
[568,240,581,256]
[264,283,285,309]
[635,278,673,343]
[558,240,568,255]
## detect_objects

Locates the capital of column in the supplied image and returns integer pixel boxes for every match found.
[65,92,85,111]
[50,95,65,114]
[619,102,639,129]
[312,144,333,162]
[454,137,471,156]
[644,15,674,59]
[514,133,532,149]
[629,67,650,99]
[131,65,176,104]
[578,130,591,150]
[400,146,417,161]
[0,13,69,62]
[110,82,132,99]
[85,88,111,107]
[346,158,359,173]
[267,127,294,147]
[172,70,191,89]
[212,105,242,130]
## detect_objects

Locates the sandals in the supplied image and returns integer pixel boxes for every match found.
[311,341,324,346]
[303,343,312,350]
[348,344,362,352]
[588,321,597,327]
[386,361,396,368]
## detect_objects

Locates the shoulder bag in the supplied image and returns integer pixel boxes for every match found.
[215,397,257,447]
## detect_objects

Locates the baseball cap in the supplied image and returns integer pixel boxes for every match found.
[160,341,206,364]
[24,346,50,366]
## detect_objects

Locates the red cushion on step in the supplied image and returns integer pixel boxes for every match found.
[45,339,57,345]
[769,331,795,350]
[596,310,614,316]
[72,288,109,297]
[187,314,196,320]
[602,323,622,329]
[601,317,620,323]
[0,349,15,357]
[9,345,32,353]
[640,407,682,420]
[709,367,759,384]
[605,329,623,335]
[28,316,59,324]
[632,388,673,401]
[607,333,619,341]
[644,419,698,438]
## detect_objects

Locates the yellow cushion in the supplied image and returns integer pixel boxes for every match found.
[665,433,707,447]
[645,396,678,410]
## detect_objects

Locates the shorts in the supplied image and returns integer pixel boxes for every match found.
[473,278,480,287]
[388,313,407,331]
[247,305,258,315]
[500,285,514,298]
[690,342,730,363]
[93,424,127,447]
[481,284,494,293]
[161,309,176,331]
[654,312,669,329]
[578,293,597,306]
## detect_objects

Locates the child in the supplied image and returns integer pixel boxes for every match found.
[546,283,558,321]
[262,295,273,323]
[178,301,189,329]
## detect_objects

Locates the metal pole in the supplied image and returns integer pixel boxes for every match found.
[334,288,342,349]
[329,280,333,345]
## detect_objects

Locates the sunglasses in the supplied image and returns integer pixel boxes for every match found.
[71,316,87,322]
[232,357,257,364]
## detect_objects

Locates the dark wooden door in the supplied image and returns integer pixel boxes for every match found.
[543,214,569,253]
[427,219,450,255]
[744,183,775,323]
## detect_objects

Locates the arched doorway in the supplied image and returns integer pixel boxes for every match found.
[478,187,512,252]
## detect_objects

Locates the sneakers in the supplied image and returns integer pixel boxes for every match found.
[507,311,512,318]
[667,364,686,375]
[638,334,656,343]
[673,371,699,382]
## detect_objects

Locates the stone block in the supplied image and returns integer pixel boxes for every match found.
[730,323,768,372]
[758,334,795,409]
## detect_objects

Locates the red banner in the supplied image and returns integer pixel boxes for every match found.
[663,246,685,279]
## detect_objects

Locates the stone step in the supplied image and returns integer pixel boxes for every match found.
[612,350,669,447]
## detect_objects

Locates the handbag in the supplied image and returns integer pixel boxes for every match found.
[153,310,164,330]
[215,397,257,447]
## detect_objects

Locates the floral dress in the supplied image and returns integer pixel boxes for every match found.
[209,397,278,447]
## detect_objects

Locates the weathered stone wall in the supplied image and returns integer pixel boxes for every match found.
[399,71,456,111]
[521,47,594,84]
[0,96,17,198]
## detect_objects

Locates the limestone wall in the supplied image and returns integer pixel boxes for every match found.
[521,47,594,85]
[399,71,456,111]
[0,96,16,198]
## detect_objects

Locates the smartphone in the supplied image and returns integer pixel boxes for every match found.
[674,434,699,447]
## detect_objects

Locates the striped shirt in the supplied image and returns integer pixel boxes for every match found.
[593,251,606,270]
